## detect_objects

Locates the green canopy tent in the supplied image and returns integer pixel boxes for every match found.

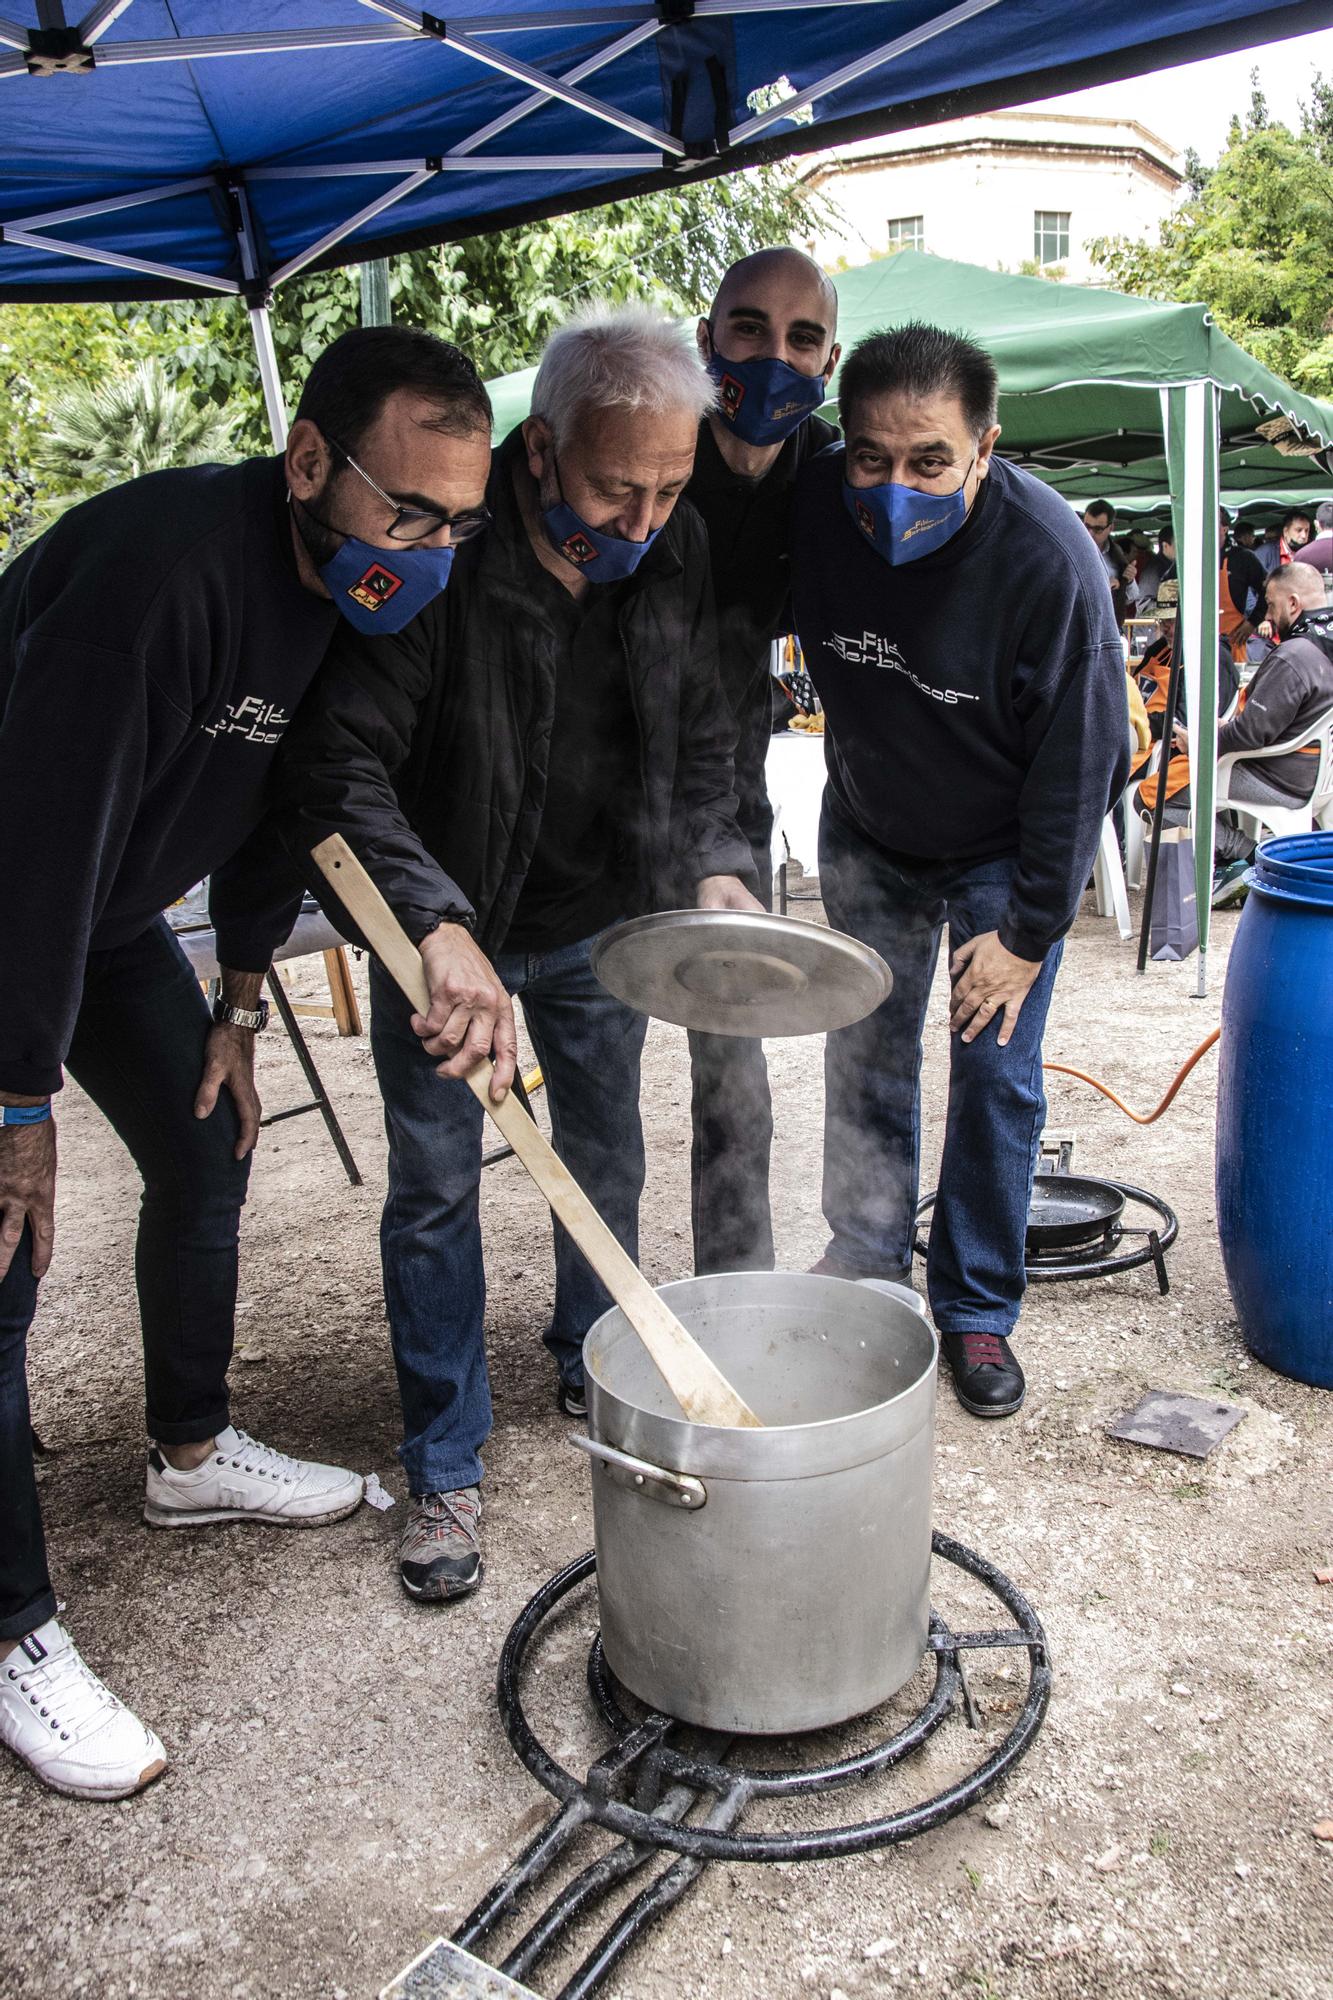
[486,250,1333,991]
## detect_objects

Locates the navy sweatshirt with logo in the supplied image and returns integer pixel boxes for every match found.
[0,457,338,1095]
[792,448,1129,960]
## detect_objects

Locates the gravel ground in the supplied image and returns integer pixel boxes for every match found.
[7,877,1332,2000]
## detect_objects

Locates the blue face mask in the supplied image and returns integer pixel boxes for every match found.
[706,342,827,447]
[541,459,659,582]
[318,534,455,635]
[843,459,975,566]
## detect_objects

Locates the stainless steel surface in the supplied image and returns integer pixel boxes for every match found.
[590,908,892,1037]
[583,1272,937,1735]
[569,1432,707,1510]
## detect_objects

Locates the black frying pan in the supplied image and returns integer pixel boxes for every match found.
[1026,1175,1125,1250]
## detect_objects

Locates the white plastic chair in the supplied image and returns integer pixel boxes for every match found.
[1211,707,1333,845]
[1092,814,1133,939]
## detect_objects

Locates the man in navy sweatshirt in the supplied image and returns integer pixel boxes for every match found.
[793,324,1127,1420]
[0,327,508,1803]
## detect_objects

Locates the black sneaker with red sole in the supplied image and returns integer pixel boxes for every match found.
[939,1329,1026,1418]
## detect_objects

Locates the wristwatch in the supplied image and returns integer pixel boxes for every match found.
[212,997,270,1032]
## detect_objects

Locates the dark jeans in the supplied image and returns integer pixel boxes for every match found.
[1,919,251,1641]
[370,932,647,1497]
[688,827,776,1275]
[818,801,1063,1335]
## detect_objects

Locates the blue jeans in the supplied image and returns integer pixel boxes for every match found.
[370,933,647,1497]
[1,919,251,1641]
[818,800,1063,1335]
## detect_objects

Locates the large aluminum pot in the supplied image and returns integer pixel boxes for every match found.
[578,1271,936,1735]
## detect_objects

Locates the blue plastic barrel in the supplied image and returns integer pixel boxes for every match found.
[1216,832,1333,1387]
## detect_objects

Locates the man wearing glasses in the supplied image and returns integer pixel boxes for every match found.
[281,304,759,1607]
[0,326,497,1802]
[793,323,1127,1423]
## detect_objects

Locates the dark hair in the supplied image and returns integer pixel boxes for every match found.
[294,325,492,455]
[1159,524,1175,546]
[1282,507,1313,531]
[837,322,999,442]
[1084,499,1114,523]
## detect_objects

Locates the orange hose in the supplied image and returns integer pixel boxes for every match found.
[1042,1029,1220,1126]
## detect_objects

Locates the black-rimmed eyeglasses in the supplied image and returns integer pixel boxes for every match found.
[326,434,491,546]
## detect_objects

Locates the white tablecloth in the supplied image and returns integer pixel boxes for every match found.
[765,730,827,875]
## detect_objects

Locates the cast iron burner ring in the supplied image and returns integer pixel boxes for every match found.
[915,1179,1179,1291]
[496,1533,1049,1862]
[385,1536,1050,1999]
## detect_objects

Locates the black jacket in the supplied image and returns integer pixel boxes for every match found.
[1217,612,1333,799]
[685,413,839,841]
[277,432,754,953]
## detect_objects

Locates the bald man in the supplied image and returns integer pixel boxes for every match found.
[685,248,841,1275]
[1166,559,1333,905]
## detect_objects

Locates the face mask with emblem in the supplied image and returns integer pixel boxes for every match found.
[705,338,827,448]
[541,456,659,582]
[318,535,455,634]
[294,432,484,635]
[843,457,976,567]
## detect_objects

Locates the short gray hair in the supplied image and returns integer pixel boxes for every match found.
[531,302,716,448]
[1317,500,1333,530]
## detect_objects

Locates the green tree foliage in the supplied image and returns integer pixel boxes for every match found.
[1090,72,1333,398]
[0,163,823,547]
[131,163,826,454]
[29,358,239,530]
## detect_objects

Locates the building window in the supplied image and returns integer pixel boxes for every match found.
[1033,210,1070,265]
[886,215,925,252]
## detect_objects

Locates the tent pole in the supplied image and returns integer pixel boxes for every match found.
[248,300,289,450]
[1192,382,1220,999]
[359,258,391,326]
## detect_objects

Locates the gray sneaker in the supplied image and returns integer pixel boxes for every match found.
[398,1488,483,1603]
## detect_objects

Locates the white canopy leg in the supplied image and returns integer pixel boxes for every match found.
[248,299,288,450]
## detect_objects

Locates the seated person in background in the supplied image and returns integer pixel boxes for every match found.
[279,305,760,1607]
[1294,500,1333,579]
[1127,667,1153,779]
[1138,563,1333,904]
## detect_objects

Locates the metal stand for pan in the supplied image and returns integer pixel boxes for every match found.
[915,1181,1180,1294]
[380,1534,1050,2000]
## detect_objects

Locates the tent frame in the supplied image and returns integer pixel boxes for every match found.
[3,0,1331,308]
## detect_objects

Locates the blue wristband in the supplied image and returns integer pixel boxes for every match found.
[1,1102,52,1126]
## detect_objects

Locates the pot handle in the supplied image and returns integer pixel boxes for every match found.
[855,1277,929,1320]
[569,1434,707,1510]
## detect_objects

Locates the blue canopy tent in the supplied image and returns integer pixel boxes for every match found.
[2,0,1329,444]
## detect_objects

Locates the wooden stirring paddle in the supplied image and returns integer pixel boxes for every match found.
[312,835,763,1430]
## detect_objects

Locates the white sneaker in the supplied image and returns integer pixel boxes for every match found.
[143,1424,364,1529]
[1,1619,167,1801]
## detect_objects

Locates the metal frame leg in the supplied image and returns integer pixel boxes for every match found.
[264,971,363,1187]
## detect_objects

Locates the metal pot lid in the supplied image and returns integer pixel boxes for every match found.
[590,909,891,1037]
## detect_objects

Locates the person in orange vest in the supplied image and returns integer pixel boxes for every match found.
[1219,507,1267,669]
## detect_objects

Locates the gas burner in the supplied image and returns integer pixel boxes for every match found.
[382,1536,1050,2000]
[915,1138,1179,1294]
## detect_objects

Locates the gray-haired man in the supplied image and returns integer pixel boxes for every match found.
[280,305,760,1602]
